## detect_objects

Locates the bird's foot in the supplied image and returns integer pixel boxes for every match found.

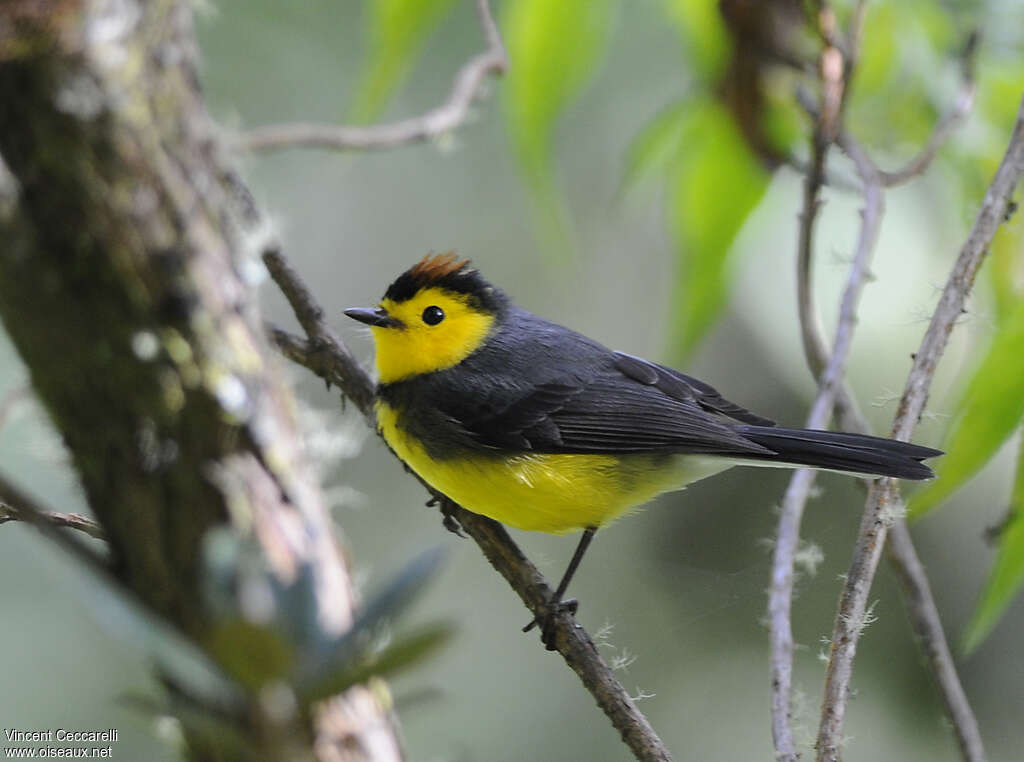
[429,496,465,538]
[523,598,579,651]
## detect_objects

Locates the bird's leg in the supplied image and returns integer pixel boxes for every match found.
[524,526,597,650]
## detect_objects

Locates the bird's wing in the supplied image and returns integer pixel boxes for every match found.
[611,352,776,426]
[454,353,775,456]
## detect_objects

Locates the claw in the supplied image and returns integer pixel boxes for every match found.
[428,495,465,537]
[442,513,465,537]
[523,598,579,650]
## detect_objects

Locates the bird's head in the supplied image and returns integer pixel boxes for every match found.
[345,253,507,384]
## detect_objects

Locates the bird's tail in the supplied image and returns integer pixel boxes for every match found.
[737,426,942,480]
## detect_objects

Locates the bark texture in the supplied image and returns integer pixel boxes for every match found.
[0,1,401,760]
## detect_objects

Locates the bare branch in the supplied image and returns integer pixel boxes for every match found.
[263,249,675,762]
[887,521,987,762]
[262,249,376,421]
[796,132,986,761]
[0,500,105,540]
[878,33,979,187]
[240,0,508,153]
[769,128,882,761]
[815,93,1024,762]
[0,473,110,578]
[781,101,986,762]
[775,14,987,759]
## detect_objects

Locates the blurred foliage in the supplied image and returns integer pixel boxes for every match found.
[625,99,746,357]
[349,0,459,123]
[664,0,729,80]
[502,0,615,257]
[908,247,1024,649]
[961,443,1024,654]
[632,0,804,358]
[347,0,1024,652]
[665,100,769,356]
[909,298,1024,520]
[98,529,450,754]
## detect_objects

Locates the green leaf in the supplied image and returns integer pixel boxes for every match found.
[206,619,295,691]
[349,0,460,123]
[909,297,1024,518]
[962,437,1024,654]
[345,546,447,642]
[620,100,690,196]
[301,622,455,704]
[989,224,1024,324]
[295,547,447,691]
[666,99,769,357]
[503,0,614,255]
[663,0,729,78]
[855,4,899,95]
[121,694,259,759]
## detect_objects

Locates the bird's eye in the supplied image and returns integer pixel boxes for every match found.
[422,305,445,325]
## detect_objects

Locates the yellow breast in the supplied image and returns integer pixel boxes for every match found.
[376,401,730,533]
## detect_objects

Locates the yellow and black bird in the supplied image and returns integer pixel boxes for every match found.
[346,253,940,644]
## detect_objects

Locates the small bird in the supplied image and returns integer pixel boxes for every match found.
[346,253,940,646]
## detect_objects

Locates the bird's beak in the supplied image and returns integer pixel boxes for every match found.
[344,307,403,328]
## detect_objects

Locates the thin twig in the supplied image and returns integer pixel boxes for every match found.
[878,32,979,187]
[816,94,1024,762]
[772,13,987,759]
[264,254,674,762]
[769,129,882,761]
[262,250,376,420]
[887,521,987,761]
[0,500,106,540]
[771,18,848,756]
[240,0,508,153]
[0,473,110,573]
[0,387,105,542]
[808,136,986,761]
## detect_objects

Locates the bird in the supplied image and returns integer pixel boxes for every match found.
[345,253,941,647]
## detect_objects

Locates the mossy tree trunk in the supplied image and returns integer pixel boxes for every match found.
[0,1,401,760]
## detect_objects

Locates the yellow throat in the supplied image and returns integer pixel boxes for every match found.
[371,287,495,384]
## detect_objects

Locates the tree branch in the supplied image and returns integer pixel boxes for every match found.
[240,0,507,153]
[815,93,1024,762]
[264,252,675,762]
[878,32,979,188]
[769,123,882,761]
[774,11,993,759]
[886,521,987,761]
[0,499,105,540]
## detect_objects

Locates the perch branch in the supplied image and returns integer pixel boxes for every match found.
[264,252,674,762]
[815,93,1024,762]
[240,0,507,153]
[262,249,376,420]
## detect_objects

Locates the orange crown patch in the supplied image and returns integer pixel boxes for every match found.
[408,251,471,282]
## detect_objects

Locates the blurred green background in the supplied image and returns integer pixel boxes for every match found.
[2,1,1024,760]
